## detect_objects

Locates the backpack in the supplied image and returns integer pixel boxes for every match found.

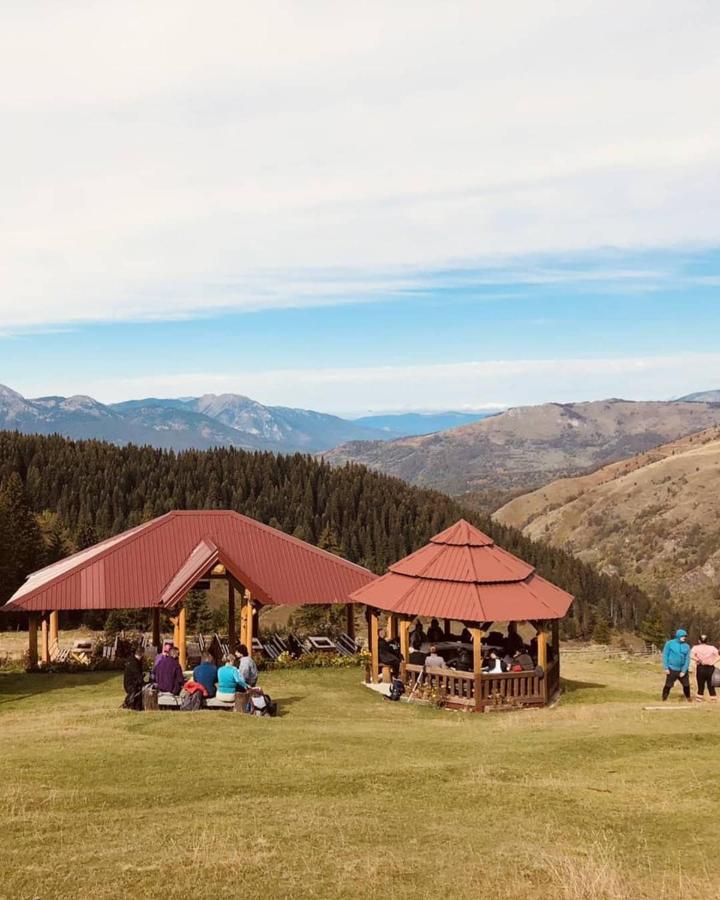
[244,692,277,717]
[180,689,204,711]
[386,678,405,701]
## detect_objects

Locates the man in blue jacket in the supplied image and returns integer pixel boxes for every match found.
[662,629,691,701]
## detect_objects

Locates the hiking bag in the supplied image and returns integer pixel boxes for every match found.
[179,689,204,711]
[386,678,405,701]
[244,692,277,717]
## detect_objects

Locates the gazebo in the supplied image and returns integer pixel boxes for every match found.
[350,519,573,711]
[3,510,374,668]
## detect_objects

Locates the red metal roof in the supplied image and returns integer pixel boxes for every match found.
[350,518,573,622]
[3,511,374,612]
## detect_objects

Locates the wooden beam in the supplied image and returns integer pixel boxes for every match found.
[49,610,59,647]
[345,603,355,641]
[470,626,484,676]
[245,594,255,658]
[28,613,38,669]
[152,607,161,651]
[177,604,187,670]
[40,614,50,666]
[388,613,398,641]
[227,582,236,651]
[537,621,548,705]
[399,616,410,676]
[369,608,379,684]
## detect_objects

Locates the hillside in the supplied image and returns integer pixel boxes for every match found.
[679,389,720,403]
[0,429,677,639]
[494,426,720,611]
[323,399,720,498]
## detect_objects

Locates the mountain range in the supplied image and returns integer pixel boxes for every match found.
[0,384,493,453]
[493,425,720,612]
[323,398,720,498]
[0,385,385,453]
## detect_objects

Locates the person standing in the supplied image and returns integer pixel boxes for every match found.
[691,634,719,702]
[661,629,691,702]
[122,646,146,710]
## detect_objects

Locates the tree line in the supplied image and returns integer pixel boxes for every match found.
[0,430,714,640]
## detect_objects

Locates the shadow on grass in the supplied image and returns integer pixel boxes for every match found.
[561,677,606,693]
[0,670,119,706]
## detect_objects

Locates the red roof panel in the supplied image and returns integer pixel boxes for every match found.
[4,511,374,612]
[351,518,573,622]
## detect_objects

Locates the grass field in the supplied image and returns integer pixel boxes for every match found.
[2,651,719,900]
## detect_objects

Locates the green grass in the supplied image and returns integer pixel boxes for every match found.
[1,652,719,899]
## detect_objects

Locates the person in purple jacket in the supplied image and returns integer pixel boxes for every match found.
[152,641,185,695]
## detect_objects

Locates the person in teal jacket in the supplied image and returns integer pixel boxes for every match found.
[661,629,691,701]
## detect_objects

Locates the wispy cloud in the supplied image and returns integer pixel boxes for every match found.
[0,2,719,330]
[46,352,720,413]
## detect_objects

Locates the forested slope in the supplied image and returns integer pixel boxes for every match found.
[0,431,712,639]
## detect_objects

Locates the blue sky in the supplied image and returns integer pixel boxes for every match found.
[1,3,719,414]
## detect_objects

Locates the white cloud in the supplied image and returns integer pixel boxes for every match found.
[34,352,720,413]
[0,1,719,329]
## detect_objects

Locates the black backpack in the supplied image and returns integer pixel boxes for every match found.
[244,692,278,717]
[386,678,405,701]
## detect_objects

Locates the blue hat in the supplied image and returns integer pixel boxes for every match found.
[675,629,687,638]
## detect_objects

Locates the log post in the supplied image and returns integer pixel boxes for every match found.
[470,626,485,711]
[246,595,255,658]
[28,613,39,669]
[41,614,50,665]
[388,613,398,641]
[49,610,59,658]
[537,621,548,704]
[399,616,410,678]
[152,607,161,652]
[177,605,187,670]
[171,615,179,648]
[227,582,236,651]
[369,608,379,684]
[345,603,356,641]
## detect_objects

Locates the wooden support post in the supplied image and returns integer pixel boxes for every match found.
[369,608,379,684]
[345,603,356,641]
[470,626,485,711]
[399,616,410,677]
[246,596,255,658]
[227,582,236,651]
[177,605,187,670]
[41,614,50,666]
[152,607,161,651]
[171,615,179,648]
[49,610,59,650]
[537,621,548,704]
[388,613,398,641]
[28,613,38,669]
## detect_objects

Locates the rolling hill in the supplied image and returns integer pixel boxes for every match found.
[323,399,720,498]
[493,426,720,611]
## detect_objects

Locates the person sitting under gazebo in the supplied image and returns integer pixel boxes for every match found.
[377,629,402,676]
[410,620,426,647]
[427,619,444,642]
[425,645,446,669]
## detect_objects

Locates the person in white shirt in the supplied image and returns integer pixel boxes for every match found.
[483,651,507,674]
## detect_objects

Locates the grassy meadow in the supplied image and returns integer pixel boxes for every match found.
[1,649,720,900]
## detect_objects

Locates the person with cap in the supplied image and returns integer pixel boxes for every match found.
[661,629,692,702]
[691,634,720,702]
[152,640,185,695]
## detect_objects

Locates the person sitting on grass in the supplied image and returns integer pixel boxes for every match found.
[427,618,444,643]
[193,652,218,698]
[691,634,719,703]
[235,643,258,687]
[123,646,146,710]
[424,645,446,669]
[661,628,691,702]
[152,641,185,695]
[216,653,248,702]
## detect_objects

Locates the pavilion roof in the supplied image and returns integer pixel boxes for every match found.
[349,519,573,622]
[3,510,374,612]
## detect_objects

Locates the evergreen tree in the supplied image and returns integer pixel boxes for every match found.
[0,472,44,602]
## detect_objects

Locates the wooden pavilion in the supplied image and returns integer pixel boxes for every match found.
[350,519,573,711]
[2,510,374,668]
